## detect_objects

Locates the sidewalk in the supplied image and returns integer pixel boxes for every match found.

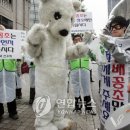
[0,100,35,130]
[0,64,100,130]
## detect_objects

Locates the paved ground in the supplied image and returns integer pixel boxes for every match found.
[0,63,101,130]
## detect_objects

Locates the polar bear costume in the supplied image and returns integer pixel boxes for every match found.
[26,0,89,130]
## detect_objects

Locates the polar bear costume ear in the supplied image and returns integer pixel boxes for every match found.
[72,0,81,11]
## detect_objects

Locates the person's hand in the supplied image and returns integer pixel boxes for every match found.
[84,31,96,44]
[26,24,46,46]
[76,42,90,55]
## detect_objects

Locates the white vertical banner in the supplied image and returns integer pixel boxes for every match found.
[100,40,130,126]
[71,12,93,33]
[0,29,26,59]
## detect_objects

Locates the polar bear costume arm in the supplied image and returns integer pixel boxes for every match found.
[66,43,90,60]
[26,24,46,58]
[66,36,90,60]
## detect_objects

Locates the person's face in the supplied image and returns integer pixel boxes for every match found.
[73,36,82,44]
[110,23,126,37]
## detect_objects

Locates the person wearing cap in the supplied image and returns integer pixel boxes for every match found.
[0,24,19,120]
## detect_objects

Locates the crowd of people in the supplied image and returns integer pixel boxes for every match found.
[0,25,35,121]
[0,0,130,129]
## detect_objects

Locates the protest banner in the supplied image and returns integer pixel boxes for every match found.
[71,12,93,34]
[100,39,129,126]
[0,29,26,59]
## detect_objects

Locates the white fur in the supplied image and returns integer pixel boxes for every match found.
[26,0,90,129]
[36,123,58,130]
[53,118,72,129]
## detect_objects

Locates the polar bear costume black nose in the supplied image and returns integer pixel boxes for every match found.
[59,29,68,36]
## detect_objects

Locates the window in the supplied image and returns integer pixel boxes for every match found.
[0,15,13,29]
[1,0,12,10]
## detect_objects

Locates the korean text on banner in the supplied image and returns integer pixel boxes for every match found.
[71,12,93,33]
[0,29,26,59]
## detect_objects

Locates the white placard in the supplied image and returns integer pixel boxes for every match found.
[71,12,93,33]
[0,29,26,59]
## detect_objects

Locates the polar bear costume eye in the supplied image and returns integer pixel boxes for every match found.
[54,12,62,20]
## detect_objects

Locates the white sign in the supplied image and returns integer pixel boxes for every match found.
[100,40,129,126]
[0,29,26,59]
[71,12,93,33]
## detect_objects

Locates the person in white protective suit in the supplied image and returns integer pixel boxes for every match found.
[0,25,19,120]
[16,59,22,99]
[69,34,96,115]
[103,0,130,35]
[29,59,35,105]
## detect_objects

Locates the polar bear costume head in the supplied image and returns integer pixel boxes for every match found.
[39,0,81,39]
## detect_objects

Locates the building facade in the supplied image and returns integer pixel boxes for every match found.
[108,0,120,15]
[29,0,39,28]
[0,0,30,30]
